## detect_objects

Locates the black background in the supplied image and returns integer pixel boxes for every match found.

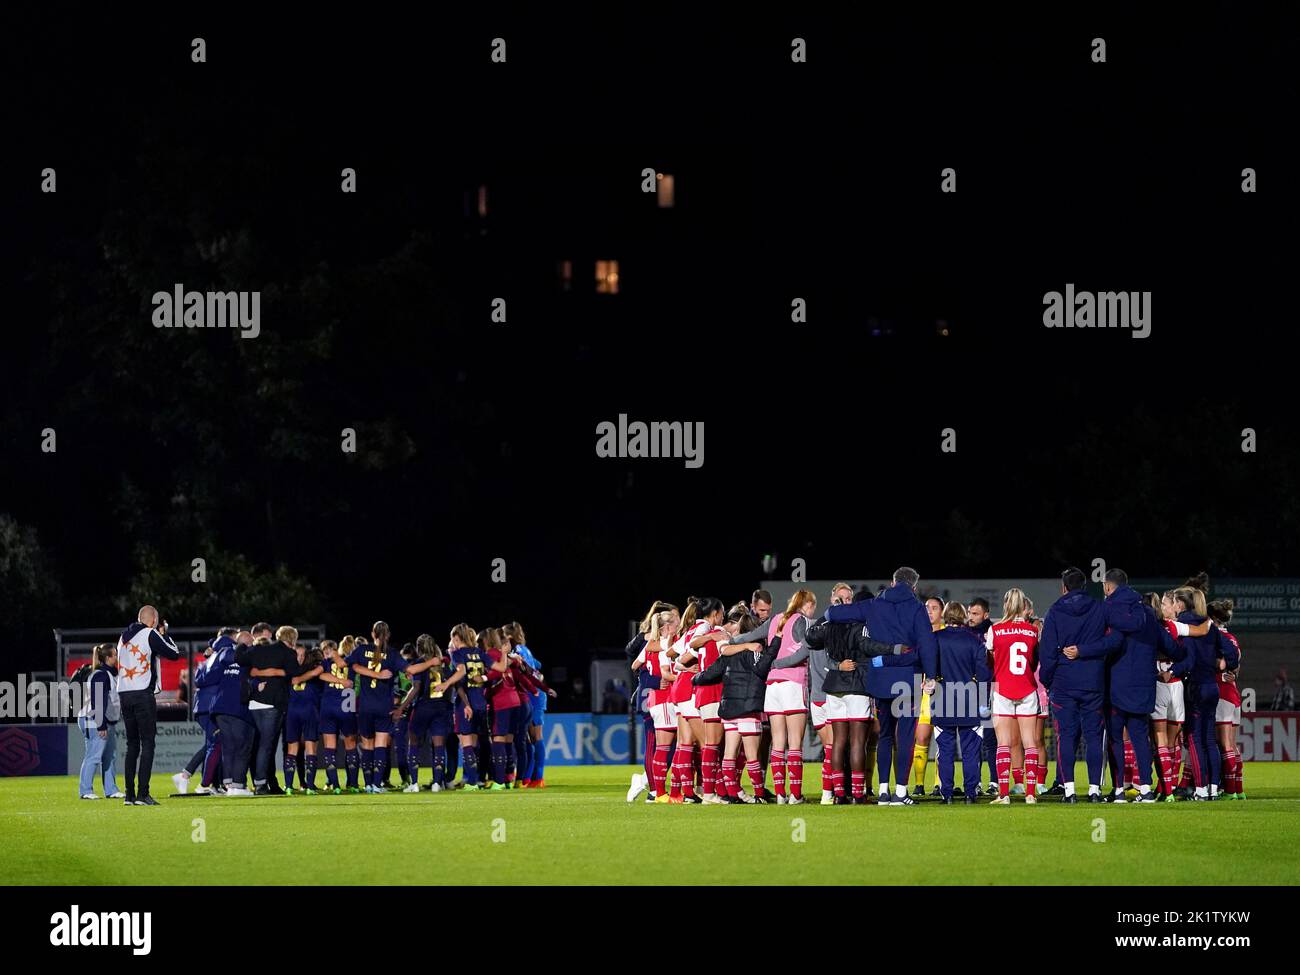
[4,8,1298,688]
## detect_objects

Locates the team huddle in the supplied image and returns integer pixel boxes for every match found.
[624,567,1245,806]
[159,621,554,799]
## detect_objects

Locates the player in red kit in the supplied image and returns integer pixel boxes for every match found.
[684,599,729,803]
[987,588,1043,804]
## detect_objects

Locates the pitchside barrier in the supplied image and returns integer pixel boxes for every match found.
[2,711,1297,776]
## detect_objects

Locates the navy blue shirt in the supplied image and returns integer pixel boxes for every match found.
[452,647,490,707]
[347,645,408,712]
[413,662,455,712]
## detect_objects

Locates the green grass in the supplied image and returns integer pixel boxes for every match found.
[2,762,1297,885]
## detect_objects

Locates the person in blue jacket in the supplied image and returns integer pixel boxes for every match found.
[179,629,235,795]
[924,602,992,804]
[1039,567,1109,802]
[206,630,256,796]
[1068,570,1195,803]
[1176,589,1239,800]
[825,566,937,805]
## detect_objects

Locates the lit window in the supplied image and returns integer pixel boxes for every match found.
[558,259,573,292]
[477,184,488,218]
[656,173,675,208]
[595,259,620,295]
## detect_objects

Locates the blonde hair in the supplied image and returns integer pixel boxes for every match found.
[93,643,115,667]
[639,601,677,634]
[942,601,968,628]
[415,633,442,660]
[451,623,477,648]
[276,625,298,645]
[647,610,676,643]
[1174,587,1207,618]
[502,621,527,647]
[338,635,356,657]
[830,582,854,600]
[319,639,339,657]
[1000,587,1031,622]
[482,627,503,651]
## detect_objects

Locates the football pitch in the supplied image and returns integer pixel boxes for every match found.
[2,763,1297,885]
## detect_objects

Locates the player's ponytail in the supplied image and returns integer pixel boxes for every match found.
[781,590,816,623]
[1208,599,1234,626]
[1000,587,1030,623]
[1183,571,1210,594]
[371,621,391,651]
[680,597,701,634]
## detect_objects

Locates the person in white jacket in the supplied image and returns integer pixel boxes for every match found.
[115,605,180,805]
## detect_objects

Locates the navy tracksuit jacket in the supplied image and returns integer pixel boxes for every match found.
[1077,586,1184,788]
[1039,588,1108,786]
[1179,611,1239,789]
[924,625,992,798]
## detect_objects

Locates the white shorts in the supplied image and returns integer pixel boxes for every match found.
[810,700,829,729]
[723,715,763,736]
[824,693,872,722]
[699,701,721,722]
[764,680,806,715]
[675,695,700,720]
[1216,698,1242,726]
[1152,681,1185,723]
[993,690,1040,717]
[650,701,678,731]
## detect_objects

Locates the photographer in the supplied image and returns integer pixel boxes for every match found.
[115,605,181,806]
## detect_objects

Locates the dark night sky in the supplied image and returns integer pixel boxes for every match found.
[4,10,1299,686]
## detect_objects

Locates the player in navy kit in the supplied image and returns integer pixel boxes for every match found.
[347,621,440,793]
[284,644,324,794]
[440,623,490,789]
[318,637,361,793]
[396,634,456,792]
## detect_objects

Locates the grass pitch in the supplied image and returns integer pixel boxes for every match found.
[2,762,1297,885]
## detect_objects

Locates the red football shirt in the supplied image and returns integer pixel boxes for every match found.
[988,620,1039,700]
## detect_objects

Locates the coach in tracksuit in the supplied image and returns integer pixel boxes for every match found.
[825,566,936,805]
[1071,570,1181,802]
[188,630,238,791]
[924,605,991,803]
[1038,568,1108,802]
[115,605,181,805]
[206,634,255,794]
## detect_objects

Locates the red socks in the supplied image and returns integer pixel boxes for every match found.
[671,744,696,797]
[850,771,865,799]
[1222,749,1242,794]
[700,744,719,796]
[1024,747,1038,797]
[996,745,1012,798]
[746,759,766,796]
[785,751,803,799]
[721,759,739,797]
[770,749,786,797]
[1156,746,1173,794]
[652,744,671,796]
